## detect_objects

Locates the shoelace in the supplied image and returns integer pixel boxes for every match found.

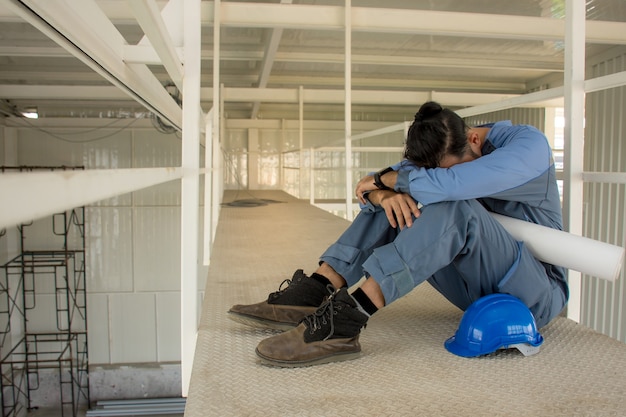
[268,278,292,300]
[277,278,291,292]
[303,285,339,341]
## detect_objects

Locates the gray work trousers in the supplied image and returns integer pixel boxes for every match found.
[320,199,567,328]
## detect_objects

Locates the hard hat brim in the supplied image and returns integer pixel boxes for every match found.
[444,335,484,357]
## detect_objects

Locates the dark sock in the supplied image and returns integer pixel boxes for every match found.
[311,273,333,288]
[351,288,378,317]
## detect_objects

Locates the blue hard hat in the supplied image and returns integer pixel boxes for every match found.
[444,293,544,358]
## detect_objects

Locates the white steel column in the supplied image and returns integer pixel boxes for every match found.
[181,0,202,397]
[310,148,315,205]
[214,83,224,240]
[299,86,305,200]
[203,109,214,266]
[213,4,221,205]
[344,0,353,220]
[563,0,586,323]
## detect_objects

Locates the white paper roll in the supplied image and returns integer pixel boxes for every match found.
[490,213,625,282]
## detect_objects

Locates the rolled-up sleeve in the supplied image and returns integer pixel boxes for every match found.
[394,170,410,193]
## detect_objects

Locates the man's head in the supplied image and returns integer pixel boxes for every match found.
[404,101,481,168]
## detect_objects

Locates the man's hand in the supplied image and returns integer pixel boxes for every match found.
[355,170,399,204]
[355,174,377,204]
[368,190,421,229]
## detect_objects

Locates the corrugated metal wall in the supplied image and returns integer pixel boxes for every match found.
[583,49,626,343]
[463,108,545,132]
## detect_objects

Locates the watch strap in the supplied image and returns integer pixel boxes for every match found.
[373,167,394,190]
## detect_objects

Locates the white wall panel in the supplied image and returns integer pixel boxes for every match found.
[19,216,70,251]
[133,178,182,206]
[156,292,181,362]
[133,207,181,292]
[132,131,182,206]
[87,293,111,364]
[17,128,87,167]
[109,293,157,363]
[86,207,134,293]
[23,295,57,332]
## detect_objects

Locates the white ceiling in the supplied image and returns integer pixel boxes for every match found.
[1,0,626,127]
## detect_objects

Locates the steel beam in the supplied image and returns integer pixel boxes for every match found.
[250,0,292,119]
[455,87,565,117]
[584,70,626,93]
[0,168,183,230]
[0,85,129,100]
[208,2,626,45]
[0,83,565,109]
[127,0,184,90]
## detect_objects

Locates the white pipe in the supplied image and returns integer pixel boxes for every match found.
[492,213,624,282]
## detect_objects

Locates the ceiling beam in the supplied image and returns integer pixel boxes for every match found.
[0,84,130,100]
[249,28,282,119]
[127,0,184,90]
[218,87,564,108]
[117,46,566,73]
[2,84,534,105]
[250,0,292,119]
[207,2,626,45]
[2,2,625,45]
[7,0,182,129]
[0,44,563,73]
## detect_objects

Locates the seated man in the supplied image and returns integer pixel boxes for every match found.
[229,101,569,367]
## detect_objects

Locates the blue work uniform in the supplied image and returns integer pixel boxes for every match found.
[320,121,569,328]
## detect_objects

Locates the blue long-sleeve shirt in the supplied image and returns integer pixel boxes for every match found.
[364,120,564,231]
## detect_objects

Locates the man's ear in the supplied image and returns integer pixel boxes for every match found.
[467,129,484,156]
[467,130,480,145]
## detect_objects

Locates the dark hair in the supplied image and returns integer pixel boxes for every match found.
[403,101,468,168]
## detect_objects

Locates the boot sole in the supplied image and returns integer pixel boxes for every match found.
[227,311,297,331]
[255,349,361,368]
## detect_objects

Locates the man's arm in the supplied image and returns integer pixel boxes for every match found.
[396,124,553,206]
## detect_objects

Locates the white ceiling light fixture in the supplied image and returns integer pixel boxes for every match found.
[21,107,38,119]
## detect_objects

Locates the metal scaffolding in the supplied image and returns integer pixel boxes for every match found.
[1,166,89,417]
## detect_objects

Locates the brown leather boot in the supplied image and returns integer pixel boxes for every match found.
[228,269,335,331]
[255,288,369,367]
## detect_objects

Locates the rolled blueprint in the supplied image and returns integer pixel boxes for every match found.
[491,213,625,282]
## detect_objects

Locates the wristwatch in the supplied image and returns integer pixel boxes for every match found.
[373,167,394,191]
